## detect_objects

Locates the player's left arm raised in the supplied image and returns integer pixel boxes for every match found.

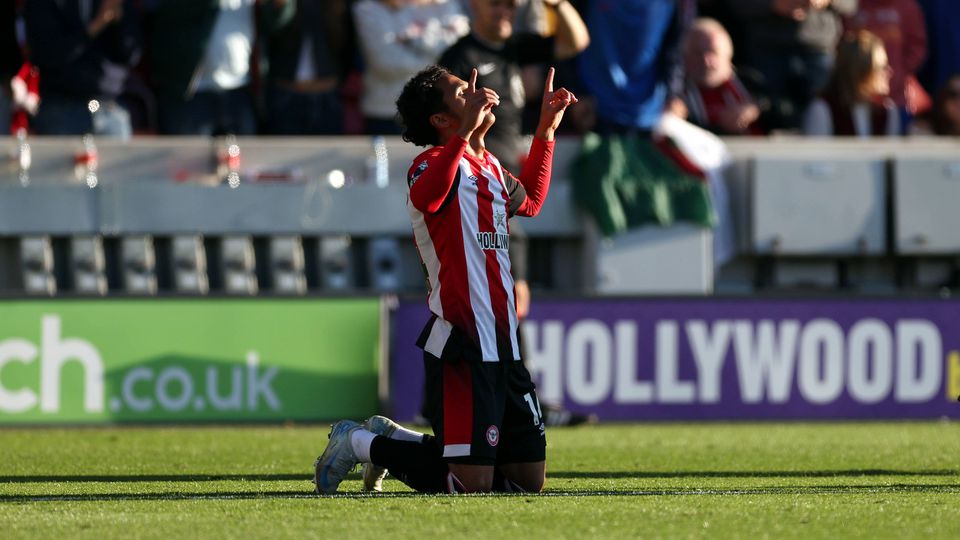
[534,67,578,142]
[512,68,578,217]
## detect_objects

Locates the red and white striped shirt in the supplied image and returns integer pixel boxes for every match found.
[407,135,554,362]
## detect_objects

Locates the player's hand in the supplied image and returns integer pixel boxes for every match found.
[459,68,500,138]
[536,67,578,141]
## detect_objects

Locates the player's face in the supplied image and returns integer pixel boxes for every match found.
[471,0,517,42]
[437,73,468,127]
[432,73,469,133]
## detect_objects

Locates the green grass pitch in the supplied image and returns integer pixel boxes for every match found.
[1,422,958,539]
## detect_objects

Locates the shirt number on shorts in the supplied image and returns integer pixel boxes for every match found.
[523,392,543,426]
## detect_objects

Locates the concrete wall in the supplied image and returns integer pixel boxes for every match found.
[1,135,959,296]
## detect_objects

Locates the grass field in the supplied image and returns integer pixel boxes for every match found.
[1,421,958,539]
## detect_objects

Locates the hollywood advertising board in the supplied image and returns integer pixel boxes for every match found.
[388,298,960,421]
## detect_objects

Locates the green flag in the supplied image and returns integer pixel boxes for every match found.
[571,132,716,237]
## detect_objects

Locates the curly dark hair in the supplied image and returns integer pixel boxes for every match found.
[396,65,450,147]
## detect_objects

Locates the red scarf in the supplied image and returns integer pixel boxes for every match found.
[685,76,763,135]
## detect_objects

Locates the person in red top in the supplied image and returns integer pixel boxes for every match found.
[313,64,577,495]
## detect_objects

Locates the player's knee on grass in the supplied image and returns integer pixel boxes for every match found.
[448,464,494,493]
[498,461,546,493]
[516,474,544,493]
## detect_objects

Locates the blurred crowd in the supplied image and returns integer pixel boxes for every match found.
[2,0,959,140]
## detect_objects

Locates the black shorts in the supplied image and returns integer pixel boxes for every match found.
[422,351,547,466]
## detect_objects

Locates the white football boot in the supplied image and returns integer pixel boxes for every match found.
[360,415,402,492]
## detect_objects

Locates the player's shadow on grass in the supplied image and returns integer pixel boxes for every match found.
[0,474,305,483]
[0,469,955,484]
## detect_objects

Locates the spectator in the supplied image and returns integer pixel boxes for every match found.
[845,0,927,131]
[149,0,294,135]
[682,17,763,135]
[353,0,469,135]
[439,0,589,172]
[265,0,352,135]
[917,0,960,97]
[802,30,899,136]
[24,0,141,138]
[1,0,21,133]
[458,0,547,33]
[912,73,960,136]
[578,0,693,135]
[729,0,858,132]
[697,0,745,61]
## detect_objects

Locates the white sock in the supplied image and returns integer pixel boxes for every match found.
[389,425,425,443]
[350,429,376,462]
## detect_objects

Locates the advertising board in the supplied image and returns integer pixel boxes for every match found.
[389,298,960,421]
[0,299,380,423]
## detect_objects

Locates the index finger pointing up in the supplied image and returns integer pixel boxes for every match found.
[544,67,555,95]
[468,68,477,92]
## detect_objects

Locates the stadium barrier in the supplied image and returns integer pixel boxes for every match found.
[388,297,960,421]
[0,297,382,424]
[2,136,960,296]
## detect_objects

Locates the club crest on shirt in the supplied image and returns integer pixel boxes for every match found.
[486,425,499,447]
